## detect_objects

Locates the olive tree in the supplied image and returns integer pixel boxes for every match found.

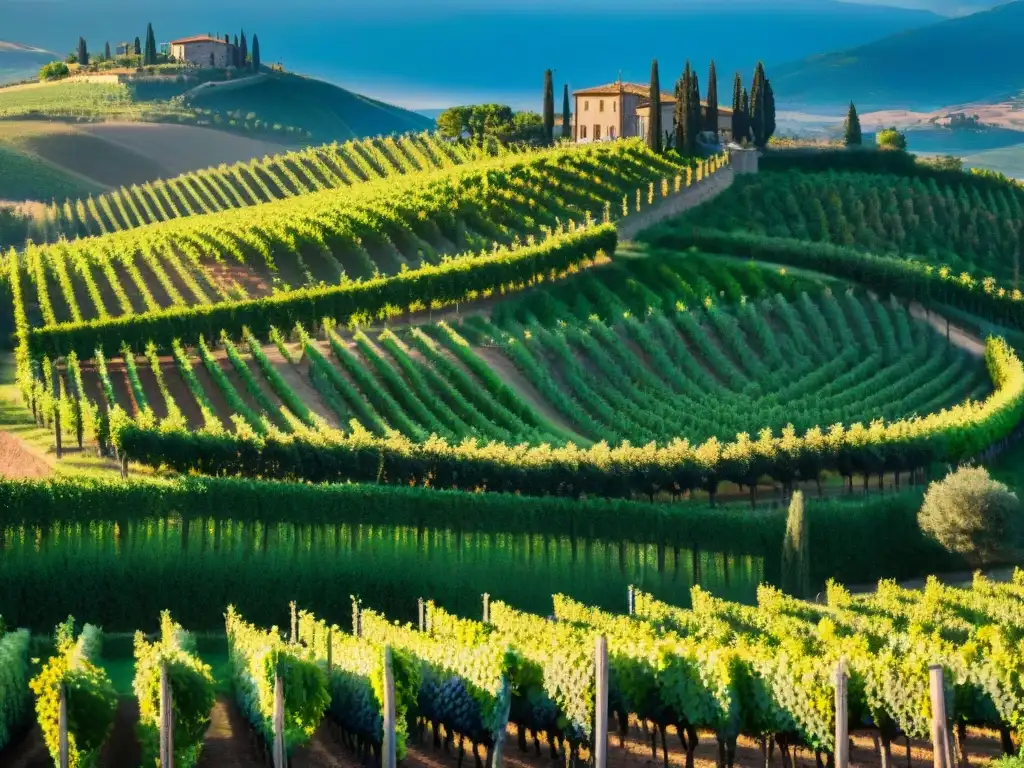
[919,466,1020,565]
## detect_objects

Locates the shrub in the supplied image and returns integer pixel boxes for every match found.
[876,126,907,150]
[38,61,69,81]
[918,466,1021,565]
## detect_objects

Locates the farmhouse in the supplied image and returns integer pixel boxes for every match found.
[573,81,734,143]
[169,35,236,68]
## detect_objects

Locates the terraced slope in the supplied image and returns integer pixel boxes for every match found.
[684,168,1024,282]
[13,132,522,248]
[16,141,688,331]
[58,253,991,453]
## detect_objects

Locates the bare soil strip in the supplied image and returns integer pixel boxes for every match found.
[0,431,52,478]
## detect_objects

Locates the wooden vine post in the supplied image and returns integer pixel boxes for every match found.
[834,660,848,768]
[930,665,952,768]
[326,627,333,674]
[418,598,425,632]
[627,585,635,615]
[382,646,397,768]
[289,601,297,644]
[54,400,62,459]
[160,660,174,768]
[482,593,490,623]
[594,635,609,768]
[352,597,362,638]
[58,682,69,768]
[273,666,286,768]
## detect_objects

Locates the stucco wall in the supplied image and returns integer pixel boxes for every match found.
[575,93,625,142]
[172,41,232,68]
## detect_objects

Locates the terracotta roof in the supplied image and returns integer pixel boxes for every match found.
[573,82,674,99]
[170,35,231,46]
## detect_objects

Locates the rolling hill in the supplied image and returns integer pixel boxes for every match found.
[0,70,436,201]
[771,0,1024,111]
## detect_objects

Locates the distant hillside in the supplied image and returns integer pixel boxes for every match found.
[0,41,58,84]
[188,72,433,143]
[772,0,1024,111]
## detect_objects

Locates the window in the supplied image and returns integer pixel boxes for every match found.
[610,126,616,139]
[581,125,587,139]
[594,124,601,140]
[584,100,589,111]
[613,102,616,112]
[599,100,604,112]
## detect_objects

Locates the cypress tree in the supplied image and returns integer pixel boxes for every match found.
[252,35,261,72]
[731,71,742,141]
[740,87,750,143]
[705,60,719,136]
[133,37,141,56]
[765,77,776,144]
[143,23,157,66]
[673,75,685,151]
[781,491,810,598]
[77,38,89,66]
[232,35,239,67]
[542,69,555,145]
[750,61,767,147]
[561,84,571,140]
[689,70,701,149]
[240,31,248,69]
[646,59,662,153]
[104,41,111,61]
[844,101,863,146]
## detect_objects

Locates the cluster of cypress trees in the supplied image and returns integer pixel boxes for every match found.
[541,69,571,145]
[730,62,776,148]
[641,58,762,155]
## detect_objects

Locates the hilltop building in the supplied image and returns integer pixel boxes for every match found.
[572,80,733,143]
[169,35,235,68]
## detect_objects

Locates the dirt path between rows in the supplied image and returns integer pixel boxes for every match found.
[472,345,589,444]
[0,431,52,478]
[98,698,142,768]
[195,696,267,768]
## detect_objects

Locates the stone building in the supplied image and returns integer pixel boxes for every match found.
[573,80,734,143]
[169,35,236,68]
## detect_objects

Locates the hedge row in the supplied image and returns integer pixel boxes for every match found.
[0,474,962,584]
[26,224,617,360]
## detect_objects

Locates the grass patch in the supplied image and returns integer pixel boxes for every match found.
[0,142,100,200]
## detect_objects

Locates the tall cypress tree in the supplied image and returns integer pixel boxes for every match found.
[749,61,767,148]
[673,76,685,151]
[740,87,750,143]
[561,84,571,140]
[240,31,248,70]
[781,490,810,598]
[143,23,157,66]
[251,35,261,72]
[104,41,111,61]
[705,60,719,136]
[133,37,141,56]
[689,71,701,148]
[646,59,662,153]
[765,77,776,144]
[542,69,555,145]
[844,101,862,146]
[77,38,89,66]
[676,62,693,153]
[730,71,742,141]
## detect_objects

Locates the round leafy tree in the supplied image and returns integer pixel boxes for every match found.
[918,466,1020,565]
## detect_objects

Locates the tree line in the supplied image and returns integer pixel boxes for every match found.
[68,24,261,71]
[645,59,776,154]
